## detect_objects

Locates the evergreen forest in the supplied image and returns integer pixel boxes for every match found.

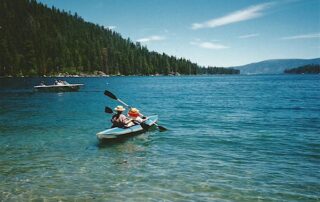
[284,64,320,74]
[0,0,239,76]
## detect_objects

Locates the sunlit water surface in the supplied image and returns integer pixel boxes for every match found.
[0,75,319,201]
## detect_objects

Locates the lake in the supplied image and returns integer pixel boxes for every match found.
[0,75,319,201]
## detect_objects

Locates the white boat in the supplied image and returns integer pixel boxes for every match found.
[34,82,84,92]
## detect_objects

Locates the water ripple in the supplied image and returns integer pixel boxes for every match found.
[0,75,319,201]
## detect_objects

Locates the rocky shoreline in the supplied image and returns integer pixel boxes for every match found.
[0,71,110,78]
[0,71,182,78]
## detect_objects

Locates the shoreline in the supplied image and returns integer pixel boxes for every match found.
[0,73,242,78]
[1,73,319,78]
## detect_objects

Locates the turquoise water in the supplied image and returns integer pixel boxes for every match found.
[0,75,319,201]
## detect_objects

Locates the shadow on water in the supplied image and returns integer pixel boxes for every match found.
[97,131,148,148]
[97,137,132,148]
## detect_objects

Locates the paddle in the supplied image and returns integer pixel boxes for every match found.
[104,106,114,114]
[104,90,167,131]
[104,90,130,108]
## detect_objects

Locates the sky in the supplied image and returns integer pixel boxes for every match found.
[37,0,320,67]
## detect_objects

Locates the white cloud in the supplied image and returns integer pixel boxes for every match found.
[136,35,166,43]
[104,25,116,30]
[191,3,273,30]
[281,33,320,40]
[190,41,229,50]
[238,33,259,39]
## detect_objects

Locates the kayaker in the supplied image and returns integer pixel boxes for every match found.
[111,105,130,128]
[126,108,146,127]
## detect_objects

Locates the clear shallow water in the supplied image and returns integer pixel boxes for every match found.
[0,75,319,201]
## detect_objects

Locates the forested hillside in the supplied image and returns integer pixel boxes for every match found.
[0,0,238,76]
[232,58,320,74]
[284,64,320,74]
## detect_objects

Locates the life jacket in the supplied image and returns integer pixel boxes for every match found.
[111,114,126,128]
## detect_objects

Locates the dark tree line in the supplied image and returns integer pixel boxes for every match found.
[199,67,240,74]
[284,64,320,74]
[0,0,239,76]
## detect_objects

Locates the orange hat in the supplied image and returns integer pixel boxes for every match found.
[128,108,140,117]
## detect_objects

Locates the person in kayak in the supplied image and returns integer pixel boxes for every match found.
[126,108,146,127]
[111,105,131,128]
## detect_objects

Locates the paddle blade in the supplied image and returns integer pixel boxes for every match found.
[104,106,113,114]
[140,122,151,130]
[104,90,117,100]
[157,125,167,132]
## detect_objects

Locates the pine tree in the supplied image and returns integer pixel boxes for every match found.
[0,0,239,76]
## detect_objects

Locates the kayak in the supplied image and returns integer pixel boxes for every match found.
[96,115,158,142]
[34,84,84,92]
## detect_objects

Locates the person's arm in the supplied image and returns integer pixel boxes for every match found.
[119,114,131,124]
[138,114,147,122]
[135,116,143,123]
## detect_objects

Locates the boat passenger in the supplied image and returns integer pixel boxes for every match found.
[111,105,130,128]
[39,81,45,86]
[54,79,64,85]
[58,80,65,85]
[62,80,70,85]
[126,108,146,127]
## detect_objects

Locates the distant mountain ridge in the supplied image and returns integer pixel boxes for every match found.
[232,58,320,74]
